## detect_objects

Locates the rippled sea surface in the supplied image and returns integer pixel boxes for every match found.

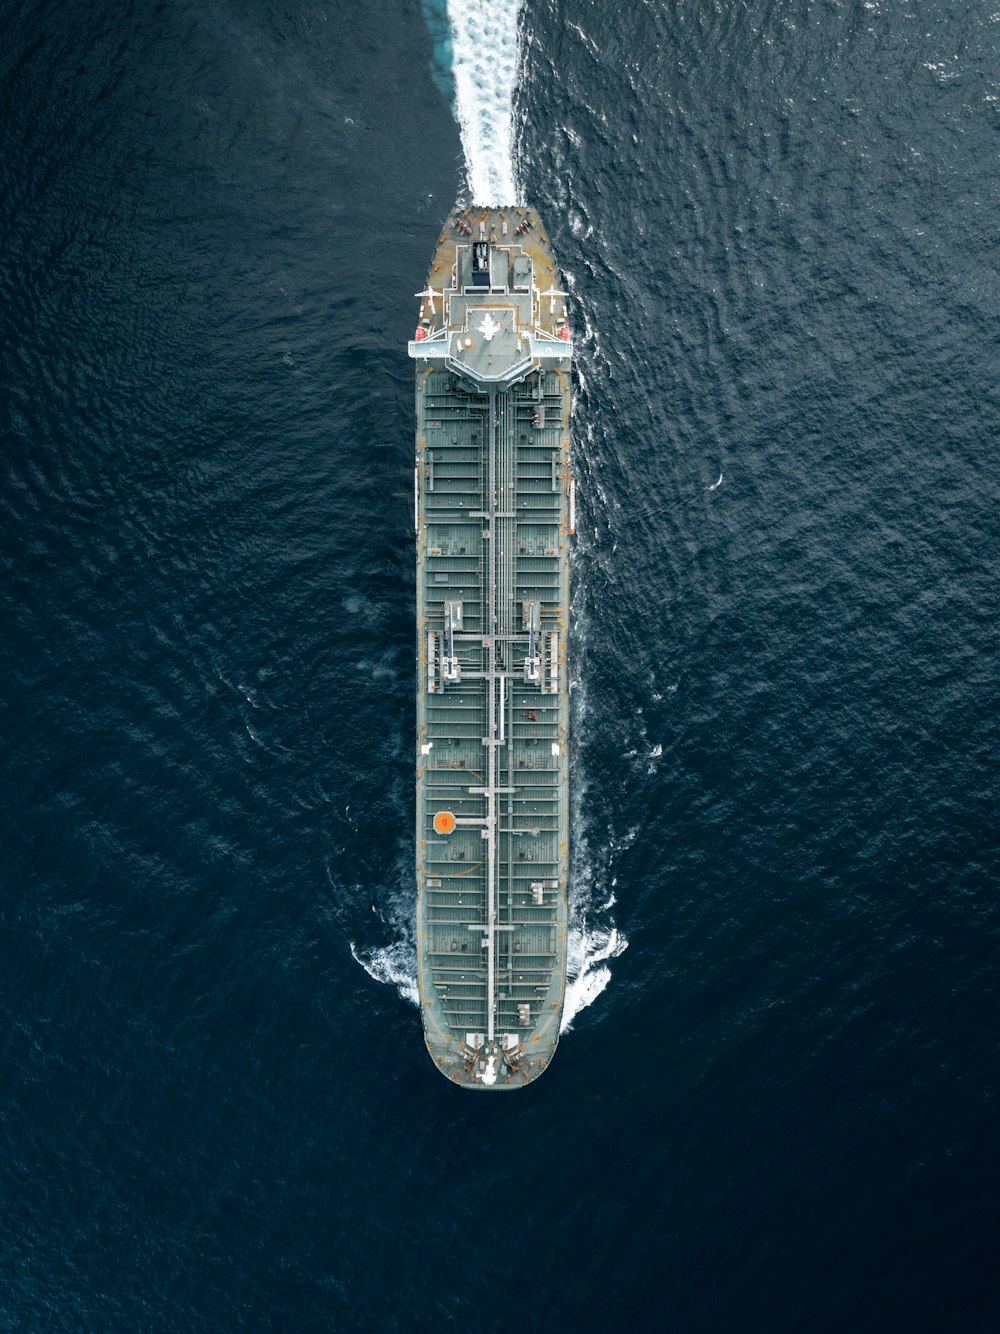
[2,1,998,1329]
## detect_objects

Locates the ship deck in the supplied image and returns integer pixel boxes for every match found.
[409,208,573,1088]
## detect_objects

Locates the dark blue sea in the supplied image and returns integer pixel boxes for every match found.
[2,1,998,1329]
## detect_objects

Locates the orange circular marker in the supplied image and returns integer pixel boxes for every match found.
[433,810,457,835]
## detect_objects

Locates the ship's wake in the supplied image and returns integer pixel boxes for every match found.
[443,0,523,205]
[563,923,628,1031]
[349,938,418,1008]
[561,597,630,1032]
[342,854,420,1009]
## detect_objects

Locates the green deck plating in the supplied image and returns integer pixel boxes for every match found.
[408,207,574,1088]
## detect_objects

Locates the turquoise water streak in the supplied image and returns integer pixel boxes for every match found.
[419,0,455,100]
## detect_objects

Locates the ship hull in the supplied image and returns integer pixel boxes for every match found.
[408,207,573,1088]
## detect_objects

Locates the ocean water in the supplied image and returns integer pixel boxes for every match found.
[2,1,998,1330]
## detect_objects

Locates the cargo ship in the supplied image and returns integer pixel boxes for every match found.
[408,206,574,1088]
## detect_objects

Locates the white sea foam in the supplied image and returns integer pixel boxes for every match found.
[343,848,421,1008]
[350,939,419,1007]
[447,0,523,204]
[562,923,628,1031]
